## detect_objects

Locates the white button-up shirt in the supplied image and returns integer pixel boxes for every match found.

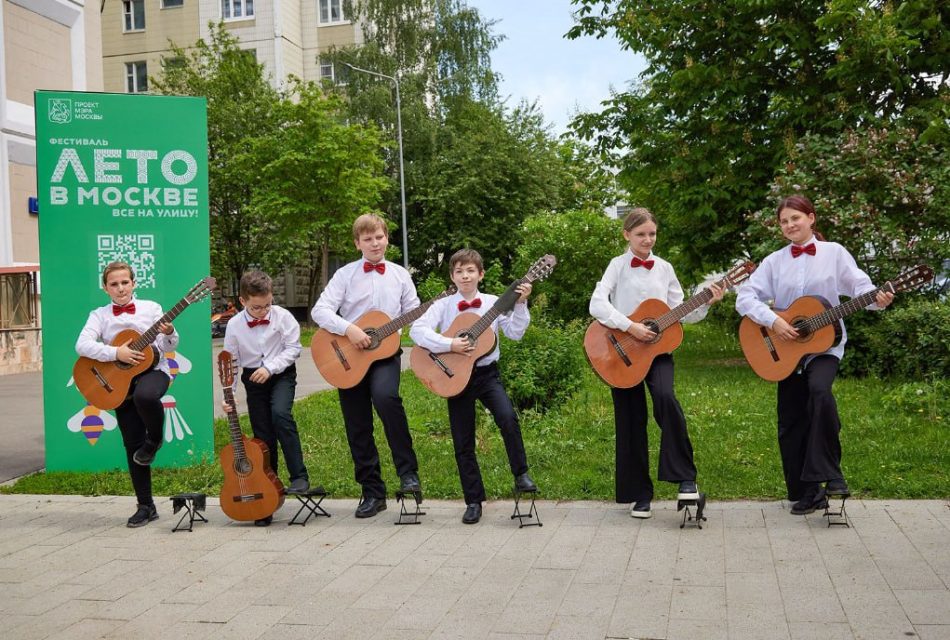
[223,305,301,379]
[735,239,878,361]
[410,291,530,367]
[310,258,420,335]
[75,297,180,378]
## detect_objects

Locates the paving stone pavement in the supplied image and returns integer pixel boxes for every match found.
[0,495,947,640]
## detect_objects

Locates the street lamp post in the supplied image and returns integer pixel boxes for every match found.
[344,63,409,270]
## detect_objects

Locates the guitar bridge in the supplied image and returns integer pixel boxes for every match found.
[607,334,632,367]
[428,351,454,378]
[91,366,114,392]
[330,339,351,371]
[760,327,780,362]
[233,493,264,503]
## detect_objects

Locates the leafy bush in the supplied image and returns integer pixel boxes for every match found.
[416,271,449,302]
[704,290,742,334]
[498,317,587,413]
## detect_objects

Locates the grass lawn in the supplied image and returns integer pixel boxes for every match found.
[6,322,947,501]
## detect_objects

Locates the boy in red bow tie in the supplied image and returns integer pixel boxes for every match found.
[311,214,423,518]
[222,270,311,525]
[410,249,537,524]
[75,262,177,527]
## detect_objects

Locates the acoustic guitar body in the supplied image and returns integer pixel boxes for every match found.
[584,298,684,388]
[409,312,497,398]
[311,310,401,389]
[738,295,839,382]
[218,436,285,522]
[72,329,158,410]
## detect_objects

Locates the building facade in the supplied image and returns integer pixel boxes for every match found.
[0,0,103,374]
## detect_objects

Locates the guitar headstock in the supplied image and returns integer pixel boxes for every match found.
[524,254,557,283]
[722,261,757,289]
[217,350,237,387]
[185,276,216,305]
[885,264,934,294]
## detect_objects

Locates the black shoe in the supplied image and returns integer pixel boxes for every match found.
[399,472,421,494]
[514,472,537,493]
[462,503,482,524]
[790,486,828,515]
[677,481,700,501]
[132,439,161,466]
[630,500,652,519]
[286,478,310,494]
[355,496,387,518]
[127,503,158,528]
[825,479,851,497]
[254,515,273,527]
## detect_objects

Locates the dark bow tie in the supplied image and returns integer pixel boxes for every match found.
[247,318,270,328]
[791,243,817,258]
[458,298,482,311]
[112,303,135,316]
[630,256,654,270]
[363,261,386,274]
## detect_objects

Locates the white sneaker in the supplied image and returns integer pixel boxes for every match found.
[630,500,652,518]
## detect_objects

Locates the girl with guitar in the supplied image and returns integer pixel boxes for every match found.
[735,195,893,515]
[589,209,724,519]
[75,261,177,527]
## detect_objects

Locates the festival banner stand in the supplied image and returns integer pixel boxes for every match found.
[35,91,213,472]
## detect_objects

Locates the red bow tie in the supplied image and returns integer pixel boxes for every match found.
[363,261,386,274]
[247,318,270,328]
[458,298,482,311]
[112,303,136,316]
[631,256,654,270]
[791,243,817,258]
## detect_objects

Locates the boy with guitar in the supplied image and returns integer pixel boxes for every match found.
[589,209,723,519]
[311,214,422,518]
[222,270,311,526]
[409,249,538,524]
[736,195,893,515]
[75,261,177,527]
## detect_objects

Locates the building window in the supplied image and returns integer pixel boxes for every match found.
[123,0,145,31]
[320,60,334,82]
[126,61,148,93]
[319,0,346,24]
[162,0,184,8]
[0,271,39,329]
[222,0,254,20]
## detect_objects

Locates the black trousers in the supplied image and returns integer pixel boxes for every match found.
[611,354,696,503]
[242,364,308,483]
[776,355,844,501]
[447,362,529,505]
[115,369,169,505]
[338,354,418,498]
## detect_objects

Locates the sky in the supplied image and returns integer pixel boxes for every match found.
[468,0,646,135]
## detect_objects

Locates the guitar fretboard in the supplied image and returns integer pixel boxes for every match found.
[222,385,247,462]
[375,288,455,338]
[464,278,526,340]
[129,297,192,352]
[800,285,889,334]
[654,275,731,331]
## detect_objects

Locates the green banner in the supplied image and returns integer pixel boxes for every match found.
[35,91,213,472]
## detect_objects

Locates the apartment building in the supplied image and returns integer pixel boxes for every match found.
[0,0,103,374]
[101,0,363,94]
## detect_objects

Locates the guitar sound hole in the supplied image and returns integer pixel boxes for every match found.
[365,328,381,350]
[792,318,812,338]
[115,361,133,370]
[233,459,252,475]
[456,332,476,348]
[642,319,662,344]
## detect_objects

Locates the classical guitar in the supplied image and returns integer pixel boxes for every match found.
[73,277,215,410]
[739,264,934,381]
[585,261,756,388]
[217,350,285,522]
[311,284,458,389]
[410,255,557,398]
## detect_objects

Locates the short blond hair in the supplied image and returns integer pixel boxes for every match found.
[352,213,388,240]
[101,261,134,286]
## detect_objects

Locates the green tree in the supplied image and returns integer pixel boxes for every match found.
[152,24,287,295]
[568,0,950,278]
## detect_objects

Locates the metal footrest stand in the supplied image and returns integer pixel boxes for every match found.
[823,494,849,527]
[287,487,331,526]
[394,490,425,525]
[170,493,208,532]
[677,493,707,529]
[511,489,542,528]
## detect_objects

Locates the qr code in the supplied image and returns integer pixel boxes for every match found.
[97,234,156,289]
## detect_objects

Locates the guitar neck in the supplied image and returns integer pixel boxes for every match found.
[222,386,247,461]
[129,296,191,351]
[802,287,884,333]
[375,290,452,339]
[655,275,728,331]
[465,279,525,340]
